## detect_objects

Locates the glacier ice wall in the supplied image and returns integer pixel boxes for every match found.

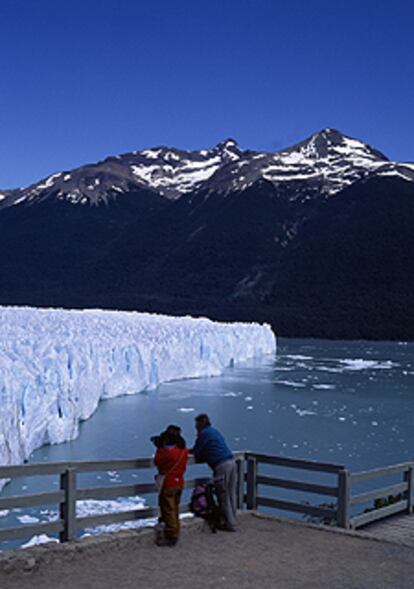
[0,306,276,481]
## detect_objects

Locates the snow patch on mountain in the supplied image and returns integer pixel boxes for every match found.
[130,154,222,194]
[261,129,393,195]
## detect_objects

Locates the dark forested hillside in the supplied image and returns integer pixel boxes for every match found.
[1,131,413,340]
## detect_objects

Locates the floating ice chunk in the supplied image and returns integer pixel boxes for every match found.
[178,407,195,412]
[21,534,59,549]
[277,380,306,388]
[76,496,153,535]
[296,409,317,417]
[77,496,145,518]
[312,384,336,390]
[338,359,397,370]
[17,514,40,524]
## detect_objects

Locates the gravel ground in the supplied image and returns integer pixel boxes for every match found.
[1,512,413,589]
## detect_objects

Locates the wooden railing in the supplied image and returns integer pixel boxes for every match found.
[349,462,413,529]
[0,453,413,545]
[0,453,244,545]
[244,452,349,526]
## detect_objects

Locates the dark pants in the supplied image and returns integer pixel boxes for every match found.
[159,486,183,541]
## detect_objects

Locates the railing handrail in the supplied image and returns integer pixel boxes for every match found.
[1,452,413,546]
[350,462,413,484]
[0,451,246,545]
[245,451,344,473]
[244,452,348,526]
[348,462,414,529]
[0,451,246,479]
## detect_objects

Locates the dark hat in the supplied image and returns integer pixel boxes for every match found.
[165,424,182,435]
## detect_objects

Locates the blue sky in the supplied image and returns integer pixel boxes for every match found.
[1,0,413,188]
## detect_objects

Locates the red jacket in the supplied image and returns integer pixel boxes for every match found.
[154,445,188,489]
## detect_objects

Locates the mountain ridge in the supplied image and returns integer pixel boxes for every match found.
[2,128,413,208]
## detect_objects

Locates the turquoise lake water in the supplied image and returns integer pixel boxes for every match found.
[1,338,413,548]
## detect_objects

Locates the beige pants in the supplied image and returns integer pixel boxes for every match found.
[159,486,183,540]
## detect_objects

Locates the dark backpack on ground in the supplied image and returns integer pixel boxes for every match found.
[190,482,222,533]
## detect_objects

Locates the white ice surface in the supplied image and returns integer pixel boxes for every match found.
[0,307,275,488]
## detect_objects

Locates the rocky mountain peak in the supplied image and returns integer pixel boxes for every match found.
[213,138,243,160]
[283,128,388,162]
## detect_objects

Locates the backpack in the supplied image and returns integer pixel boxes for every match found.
[190,482,222,533]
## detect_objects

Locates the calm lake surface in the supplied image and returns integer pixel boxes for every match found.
[1,337,414,548]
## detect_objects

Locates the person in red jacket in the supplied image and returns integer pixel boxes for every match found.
[153,425,188,546]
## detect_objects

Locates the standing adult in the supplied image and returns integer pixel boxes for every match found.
[153,425,188,546]
[192,413,237,531]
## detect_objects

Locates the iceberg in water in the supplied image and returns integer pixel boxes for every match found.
[0,306,276,483]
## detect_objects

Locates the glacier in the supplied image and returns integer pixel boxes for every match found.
[0,306,276,487]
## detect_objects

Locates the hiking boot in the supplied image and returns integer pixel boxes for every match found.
[156,537,178,547]
[154,522,165,544]
[216,523,237,532]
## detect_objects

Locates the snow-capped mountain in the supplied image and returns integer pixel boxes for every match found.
[0,128,413,340]
[2,129,413,208]
[259,129,414,195]
[0,138,244,206]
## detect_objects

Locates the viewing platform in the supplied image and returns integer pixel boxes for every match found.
[1,452,414,588]
[1,512,414,589]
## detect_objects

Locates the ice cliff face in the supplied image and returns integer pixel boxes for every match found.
[0,307,276,486]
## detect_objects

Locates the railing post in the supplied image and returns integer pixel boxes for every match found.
[404,465,413,514]
[59,467,77,542]
[236,455,245,509]
[246,456,257,510]
[337,469,350,529]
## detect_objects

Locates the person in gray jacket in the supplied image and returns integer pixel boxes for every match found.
[192,413,237,531]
